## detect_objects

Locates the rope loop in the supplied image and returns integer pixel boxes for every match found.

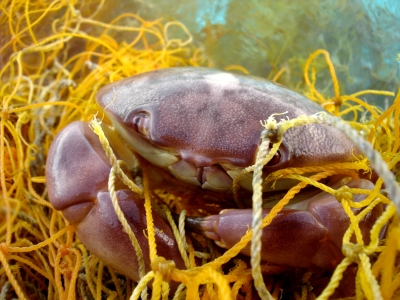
[342,243,364,263]
[335,185,354,204]
[151,256,176,282]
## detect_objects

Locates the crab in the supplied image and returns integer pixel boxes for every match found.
[46,67,383,285]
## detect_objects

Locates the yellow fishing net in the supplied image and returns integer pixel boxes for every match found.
[1,1,400,299]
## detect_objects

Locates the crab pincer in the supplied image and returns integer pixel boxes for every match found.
[46,121,186,283]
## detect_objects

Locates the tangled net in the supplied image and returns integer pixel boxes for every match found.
[1,1,400,299]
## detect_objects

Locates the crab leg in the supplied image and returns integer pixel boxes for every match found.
[185,179,384,269]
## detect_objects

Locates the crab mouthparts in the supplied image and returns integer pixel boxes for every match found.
[167,159,235,192]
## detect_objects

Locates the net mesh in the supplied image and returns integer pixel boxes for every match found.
[0,1,399,299]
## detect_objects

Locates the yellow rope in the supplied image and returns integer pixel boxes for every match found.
[141,160,158,262]
[162,206,192,269]
[131,271,155,300]
[0,248,28,300]
[250,116,279,300]
[108,167,147,281]
[1,0,399,297]
[317,257,353,300]
[77,244,97,296]
[172,283,186,299]
[7,225,71,253]
[91,118,143,197]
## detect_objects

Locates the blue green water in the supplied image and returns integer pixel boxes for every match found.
[136,0,399,99]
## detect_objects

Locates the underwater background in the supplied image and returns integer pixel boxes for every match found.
[125,0,400,101]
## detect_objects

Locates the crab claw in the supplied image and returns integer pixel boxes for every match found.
[46,121,185,282]
[185,179,384,269]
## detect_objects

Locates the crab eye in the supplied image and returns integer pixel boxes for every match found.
[266,150,281,166]
[132,112,150,137]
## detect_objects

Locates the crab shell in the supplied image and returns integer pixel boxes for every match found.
[46,68,383,286]
[96,67,359,192]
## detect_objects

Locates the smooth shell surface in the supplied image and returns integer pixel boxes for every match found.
[97,67,358,173]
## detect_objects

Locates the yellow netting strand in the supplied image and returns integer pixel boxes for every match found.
[230,106,398,299]
[369,90,400,152]
[107,267,124,300]
[91,119,150,297]
[162,206,192,269]
[6,225,71,253]
[0,247,28,300]
[232,138,283,207]
[141,160,158,262]
[304,49,340,112]
[130,271,155,300]
[77,243,97,296]
[317,257,354,300]
[151,271,165,300]
[172,283,186,300]
[1,0,399,297]
[381,227,400,299]
[345,198,384,247]
[313,112,400,211]
[68,248,82,300]
[91,118,144,197]
[96,260,104,299]
[250,117,279,300]
[265,161,371,179]
[107,167,147,280]
[178,210,190,255]
[338,186,366,244]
